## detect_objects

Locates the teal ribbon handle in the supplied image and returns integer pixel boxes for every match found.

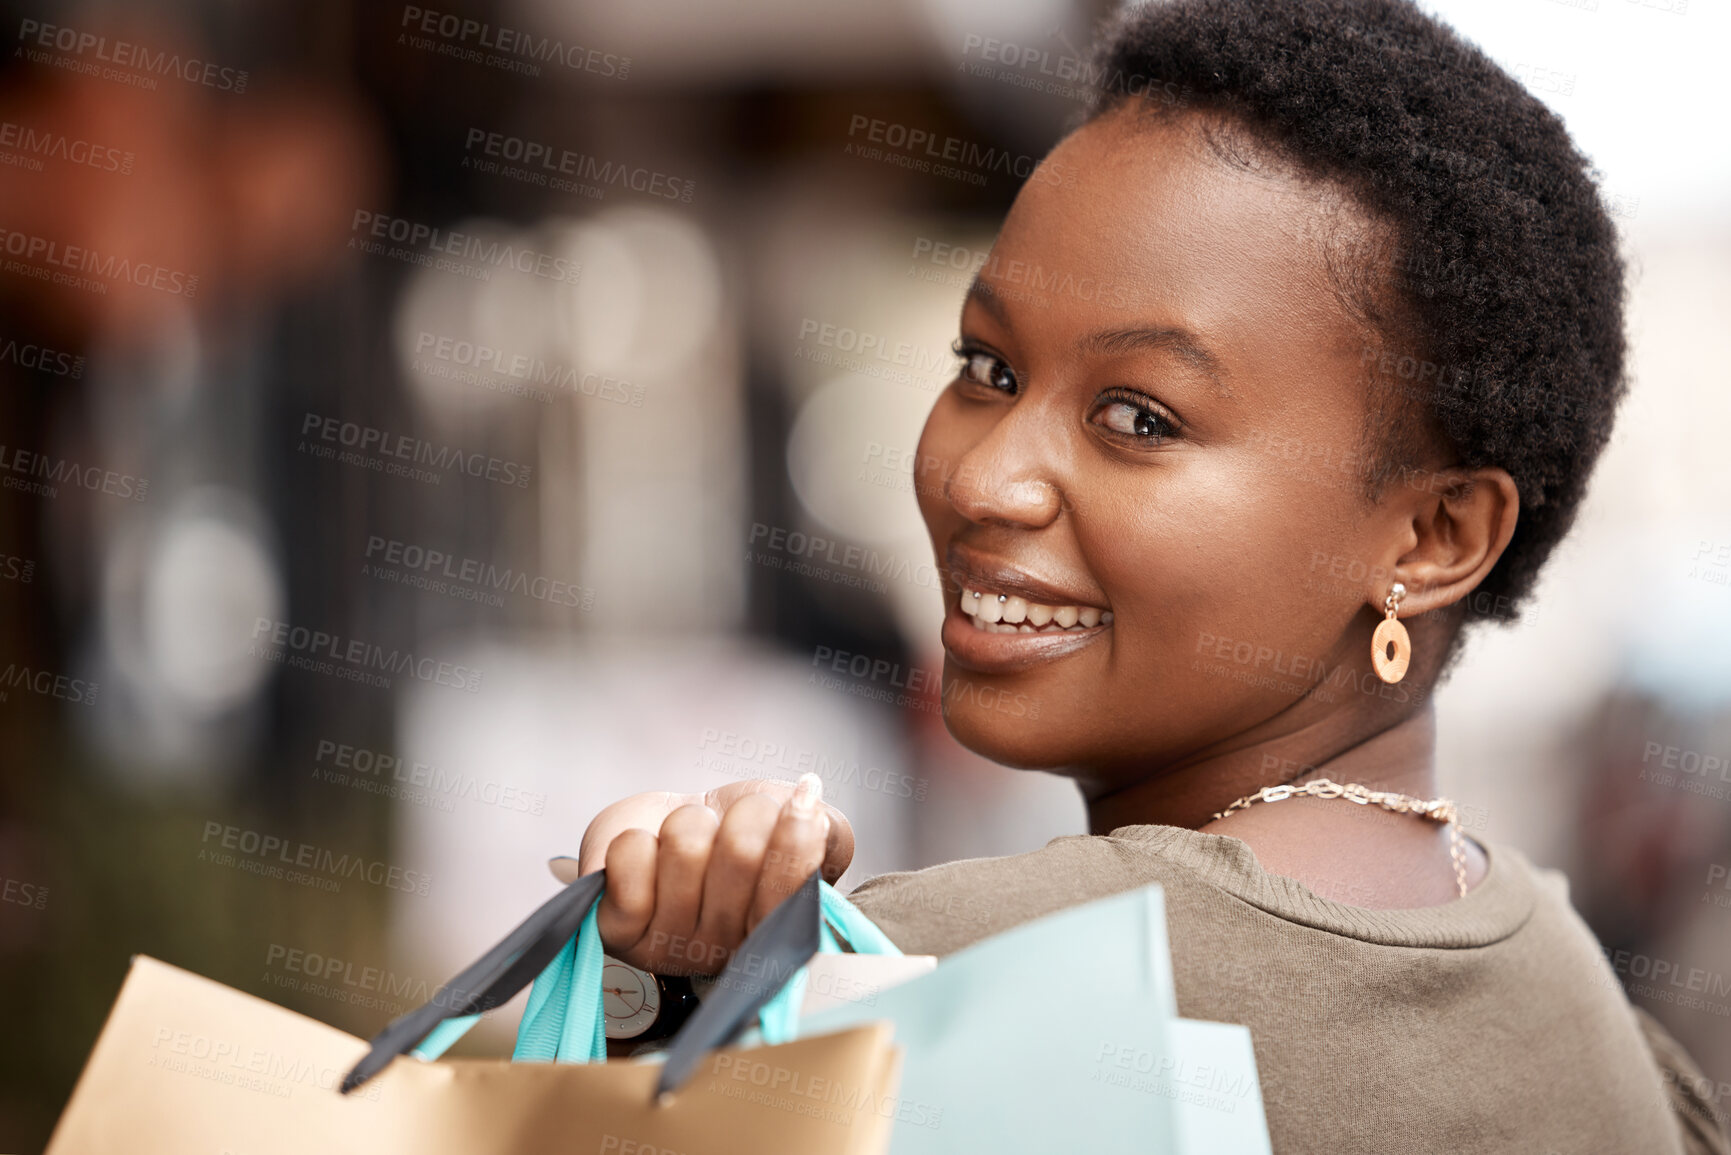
[754,881,901,1045]
[511,897,608,1062]
[413,884,609,1063]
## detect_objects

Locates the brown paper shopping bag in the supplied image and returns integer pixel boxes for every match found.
[47,955,900,1155]
[47,866,905,1155]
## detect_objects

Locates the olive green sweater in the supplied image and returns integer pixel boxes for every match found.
[845,825,1728,1154]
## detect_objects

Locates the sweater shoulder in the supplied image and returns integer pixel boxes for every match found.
[843,829,1197,956]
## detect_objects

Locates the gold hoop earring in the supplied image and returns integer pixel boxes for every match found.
[1371,582,1410,684]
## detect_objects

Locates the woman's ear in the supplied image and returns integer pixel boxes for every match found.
[1373,466,1520,615]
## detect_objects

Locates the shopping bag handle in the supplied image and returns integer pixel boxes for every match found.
[340,867,899,1098]
[750,877,900,1046]
[653,874,900,1097]
[339,869,606,1093]
[509,869,900,1076]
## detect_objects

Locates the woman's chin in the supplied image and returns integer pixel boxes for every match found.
[939,701,1078,774]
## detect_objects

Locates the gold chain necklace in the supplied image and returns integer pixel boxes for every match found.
[1211,778,1468,899]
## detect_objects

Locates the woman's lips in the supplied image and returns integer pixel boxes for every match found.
[941,596,1112,674]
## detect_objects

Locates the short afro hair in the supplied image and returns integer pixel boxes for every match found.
[1088,0,1627,621]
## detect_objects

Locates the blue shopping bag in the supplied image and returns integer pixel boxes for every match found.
[801,884,1232,1155]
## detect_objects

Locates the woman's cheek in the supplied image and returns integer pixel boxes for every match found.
[914,391,966,528]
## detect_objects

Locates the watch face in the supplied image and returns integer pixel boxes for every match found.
[601,960,661,1039]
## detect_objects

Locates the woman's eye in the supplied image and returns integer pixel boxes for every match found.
[1091,396,1177,442]
[956,347,1017,394]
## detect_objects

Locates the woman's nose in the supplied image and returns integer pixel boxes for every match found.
[941,428,1066,530]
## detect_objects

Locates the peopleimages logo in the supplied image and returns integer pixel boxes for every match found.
[364,535,593,610]
[0,663,98,705]
[844,114,1071,188]
[0,552,34,584]
[462,128,694,202]
[747,522,945,592]
[413,331,642,406]
[249,617,484,693]
[314,739,547,815]
[148,1028,384,1102]
[905,236,1135,310]
[0,443,148,500]
[349,210,582,284]
[0,226,199,297]
[0,120,134,175]
[705,1053,944,1131]
[199,821,433,896]
[0,332,85,377]
[791,318,953,391]
[263,943,481,1014]
[1,875,47,909]
[398,6,630,80]
[1599,947,1731,1017]
[958,32,1193,108]
[696,726,930,802]
[298,411,534,489]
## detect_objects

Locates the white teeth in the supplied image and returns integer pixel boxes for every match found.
[959,586,1112,633]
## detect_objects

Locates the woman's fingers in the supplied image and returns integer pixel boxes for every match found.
[636,803,720,972]
[694,791,782,952]
[595,827,658,957]
[576,789,698,876]
[581,776,855,974]
[816,798,853,883]
[749,774,832,929]
[705,777,855,882]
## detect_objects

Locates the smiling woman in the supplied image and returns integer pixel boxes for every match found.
[577,0,1726,1151]
[917,101,1508,829]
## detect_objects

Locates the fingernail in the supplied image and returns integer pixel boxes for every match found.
[791,772,822,817]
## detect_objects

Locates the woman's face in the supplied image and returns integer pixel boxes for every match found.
[917,107,1423,793]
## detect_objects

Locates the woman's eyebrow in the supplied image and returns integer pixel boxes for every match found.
[961,278,1011,327]
[962,279,1231,396]
[1081,327,1229,392]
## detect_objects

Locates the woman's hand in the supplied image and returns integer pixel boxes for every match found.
[576,774,854,975]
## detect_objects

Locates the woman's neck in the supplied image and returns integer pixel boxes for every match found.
[1084,706,1440,835]
[1082,706,1486,908]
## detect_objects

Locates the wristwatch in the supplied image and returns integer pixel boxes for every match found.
[600,957,700,1044]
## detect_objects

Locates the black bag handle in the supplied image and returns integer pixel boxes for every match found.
[339,869,605,1093]
[653,869,822,1101]
[338,867,826,1102]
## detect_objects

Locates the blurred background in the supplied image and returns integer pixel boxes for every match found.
[0,0,1726,1145]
